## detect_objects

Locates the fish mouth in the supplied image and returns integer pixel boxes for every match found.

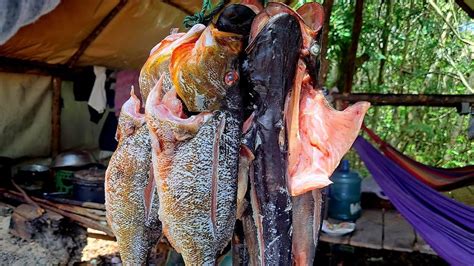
[121,87,144,122]
[145,75,211,143]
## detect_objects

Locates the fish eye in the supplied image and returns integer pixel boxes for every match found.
[224,70,239,86]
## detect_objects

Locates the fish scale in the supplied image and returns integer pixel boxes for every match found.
[105,115,161,266]
[154,109,241,265]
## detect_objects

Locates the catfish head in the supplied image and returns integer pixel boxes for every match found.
[169,24,243,112]
[249,2,324,51]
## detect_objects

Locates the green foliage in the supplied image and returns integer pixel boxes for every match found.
[325,0,474,173]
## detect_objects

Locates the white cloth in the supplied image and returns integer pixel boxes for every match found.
[88,66,107,113]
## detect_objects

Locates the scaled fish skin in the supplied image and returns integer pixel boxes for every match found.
[144,22,244,264]
[105,90,161,265]
[146,74,243,265]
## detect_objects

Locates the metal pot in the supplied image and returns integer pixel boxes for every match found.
[72,168,105,203]
[52,151,95,168]
[14,164,50,192]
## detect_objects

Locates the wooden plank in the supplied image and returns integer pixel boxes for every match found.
[414,232,437,255]
[320,233,351,245]
[449,187,474,206]
[349,210,383,249]
[383,211,415,252]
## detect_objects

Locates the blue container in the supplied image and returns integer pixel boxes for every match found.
[328,160,362,221]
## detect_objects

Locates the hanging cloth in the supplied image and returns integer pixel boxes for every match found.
[362,125,474,191]
[88,66,107,113]
[353,136,474,265]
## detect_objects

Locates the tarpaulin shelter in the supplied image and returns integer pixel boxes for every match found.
[0,0,208,158]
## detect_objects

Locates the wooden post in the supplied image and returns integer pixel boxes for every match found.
[342,0,364,93]
[51,77,61,157]
[332,93,474,107]
[318,0,335,86]
[66,0,128,67]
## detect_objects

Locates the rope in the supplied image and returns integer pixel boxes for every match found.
[183,0,230,28]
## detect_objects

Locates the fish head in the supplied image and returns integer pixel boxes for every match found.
[248,2,324,51]
[169,24,243,112]
[139,24,206,102]
[145,75,212,148]
[116,88,145,143]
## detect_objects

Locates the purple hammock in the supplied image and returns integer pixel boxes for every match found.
[353,137,474,265]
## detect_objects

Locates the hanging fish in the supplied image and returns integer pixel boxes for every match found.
[105,89,161,265]
[144,21,244,264]
[240,2,370,265]
[242,11,303,265]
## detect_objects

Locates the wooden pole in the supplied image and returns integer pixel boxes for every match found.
[332,93,474,107]
[0,56,82,78]
[318,0,335,86]
[342,0,364,93]
[51,77,62,157]
[66,0,128,67]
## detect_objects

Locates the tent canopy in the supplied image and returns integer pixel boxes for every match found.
[0,0,206,70]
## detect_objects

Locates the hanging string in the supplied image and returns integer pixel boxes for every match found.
[183,0,230,28]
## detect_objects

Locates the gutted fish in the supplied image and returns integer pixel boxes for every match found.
[242,12,302,265]
[146,75,242,264]
[144,20,244,263]
[105,90,161,265]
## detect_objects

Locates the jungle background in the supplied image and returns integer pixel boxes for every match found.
[310,0,473,179]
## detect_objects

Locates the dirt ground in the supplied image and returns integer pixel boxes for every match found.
[80,234,121,265]
[0,215,68,265]
[1,213,447,265]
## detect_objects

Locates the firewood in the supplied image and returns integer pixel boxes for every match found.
[0,189,113,236]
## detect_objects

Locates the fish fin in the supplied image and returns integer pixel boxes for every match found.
[312,189,323,247]
[242,112,255,134]
[296,3,325,32]
[236,145,254,219]
[144,165,156,222]
[211,117,226,234]
[249,163,265,266]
